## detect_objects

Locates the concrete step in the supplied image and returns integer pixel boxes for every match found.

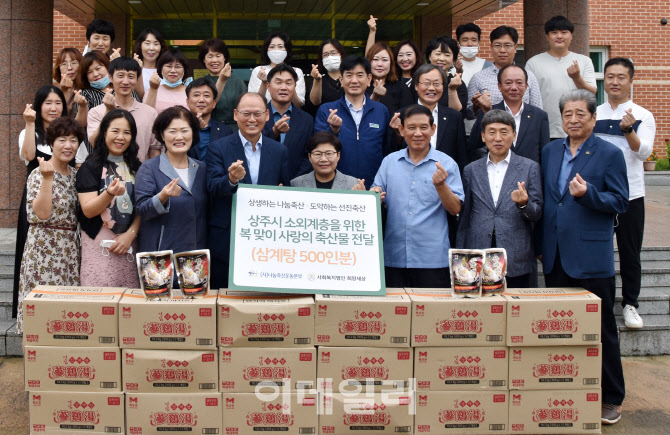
[614,289,669,315]
[0,249,15,266]
[615,246,670,262]
[0,320,20,356]
[644,172,670,186]
[617,314,670,356]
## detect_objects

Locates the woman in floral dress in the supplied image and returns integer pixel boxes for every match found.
[17,117,85,333]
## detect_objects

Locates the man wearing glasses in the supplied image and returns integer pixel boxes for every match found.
[466,26,543,119]
[206,92,290,289]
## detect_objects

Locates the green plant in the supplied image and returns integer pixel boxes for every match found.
[655,158,670,171]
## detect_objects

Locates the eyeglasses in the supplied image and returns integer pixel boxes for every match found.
[322,51,340,58]
[418,81,444,88]
[164,63,184,71]
[60,61,79,68]
[492,43,515,50]
[310,150,338,159]
[237,111,266,119]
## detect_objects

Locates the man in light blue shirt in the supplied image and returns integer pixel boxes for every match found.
[371,105,464,288]
[239,130,262,185]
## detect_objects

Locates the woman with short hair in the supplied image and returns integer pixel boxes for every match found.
[143,48,192,114]
[17,117,85,332]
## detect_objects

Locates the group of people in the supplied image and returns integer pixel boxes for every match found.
[13,15,658,426]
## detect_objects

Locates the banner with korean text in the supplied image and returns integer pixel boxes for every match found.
[229,185,385,295]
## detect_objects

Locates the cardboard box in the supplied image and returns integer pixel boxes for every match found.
[314,290,411,347]
[126,393,222,434]
[414,347,508,391]
[503,288,601,346]
[406,289,507,347]
[222,392,318,435]
[318,347,413,392]
[22,286,124,347]
[508,390,601,433]
[122,349,218,393]
[319,392,414,434]
[415,391,508,433]
[509,345,602,390]
[119,289,217,349]
[29,391,124,434]
[25,346,121,392]
[219,347,316,392]
[218,291,315,347]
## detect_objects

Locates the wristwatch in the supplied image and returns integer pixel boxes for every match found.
[621,125,633,135]
[517,204,527,210]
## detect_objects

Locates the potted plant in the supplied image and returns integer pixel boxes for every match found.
[644,151,658,171]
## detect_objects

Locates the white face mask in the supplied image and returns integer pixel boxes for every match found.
[322,55,341,72]
[267,50,287,64]
[460,46,479,59]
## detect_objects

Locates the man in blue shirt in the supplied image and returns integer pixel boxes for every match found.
[314,56,390,188]
[371,105,464,288]
[541,89,629,425]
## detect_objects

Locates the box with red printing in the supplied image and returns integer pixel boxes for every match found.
[406,288,507,347]
[126,393,222,434]
[25,346,120,392]
[122,349,218,393]
[29,391,124,434]
[503,288,601,346]
[508,389,601,433]
[415,391,508,433]
[222,392,318,435]
[509,345,602,390]
[22,286,124,347]
[314,290,411,347]
[414,347,508,391]
[119,289,217,349]
[319,391,414,434]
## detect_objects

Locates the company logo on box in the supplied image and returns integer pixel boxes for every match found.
[129,427,142,435]
[415,305,425,316]
[199,308,212,317]
[300,353,312,361]
[128,397,138,409]
[221,351,232,362]
[586,304,599,313]
[397,351,410,360]
[122,307,132,318]
[318,305,328,316]
[108,397,120,405]
[511,305,520,317]
[202,353,215,362]
[104,352,116,361]
[512,394,521,406]
[494,395,506,403]
[321,352,330,363]
[494,350,506,358]
[513,349,522,361]
[26,304,35,316]
[399,396,411,405]
[125,353,134,365]
[32,425,46,432]
[491,305,503,313]
[221,306,230,318]
[206,398,219,406]
[32,395,41,406]
[395,306,408,315]
[418,395,428,407]
[587,393,599,402]
[27,350,37,361]
[303,398,316,406]
[587,348,599,357]
[225,397,235,409]
[298,307,311,316]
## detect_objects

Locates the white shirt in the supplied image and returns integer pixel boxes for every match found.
[418,100,439,149]
[248,65,306,105]
[239,130,263,185]
[595,100,656,200]
[174,167,189,188]
[461,57,487,86]
[486,151,511,207]
[525,51,596,138]
[142,68,157,94]
[504,101,524,147]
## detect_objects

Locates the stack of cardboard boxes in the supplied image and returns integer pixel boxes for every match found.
[23,286,604,434]
[218,290,318,434]
[23,286,125,433]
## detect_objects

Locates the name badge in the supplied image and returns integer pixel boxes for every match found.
[369,123,380,129]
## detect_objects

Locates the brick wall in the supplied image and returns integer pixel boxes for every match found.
[453,0,670,157]
[52,10,88,65]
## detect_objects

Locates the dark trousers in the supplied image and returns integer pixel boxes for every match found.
[211,258,229,291]
[615,197,645,308]
[385,267,450,288]
[506,273,533,289]
[545,251,625,406]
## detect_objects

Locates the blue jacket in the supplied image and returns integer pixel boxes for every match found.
[541,134,629,279]
[205,133,289,264]
[314,94,390,188]
[135,153,208,253]
[187,118,234,160]
[262,102,314,180]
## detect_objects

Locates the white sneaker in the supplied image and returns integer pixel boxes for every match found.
[623,305,643,329]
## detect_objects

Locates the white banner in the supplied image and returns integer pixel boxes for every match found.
[229,185,385,295]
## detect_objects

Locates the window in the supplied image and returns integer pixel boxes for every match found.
[590,46,609,105]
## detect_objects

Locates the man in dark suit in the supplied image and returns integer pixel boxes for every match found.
[261,64,314,180]
[541,90,629,425]
[391,63,468,172]
[186,77,233,160]
[206,92,290,289]
[469,64,549,163]
[457,110,543,288]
